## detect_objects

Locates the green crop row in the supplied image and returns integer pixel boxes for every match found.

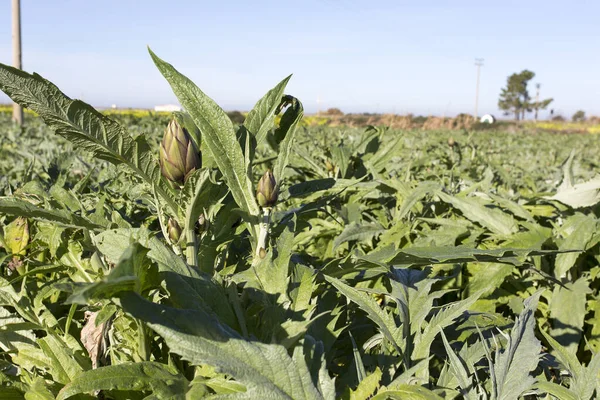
[0,53,599,399]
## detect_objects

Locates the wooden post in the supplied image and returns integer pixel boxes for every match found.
[12,0,24,125]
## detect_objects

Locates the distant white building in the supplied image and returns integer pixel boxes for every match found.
[154,104,182,112]
[480,114,496,124]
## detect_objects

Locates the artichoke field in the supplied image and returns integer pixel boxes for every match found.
[0,50,599,399]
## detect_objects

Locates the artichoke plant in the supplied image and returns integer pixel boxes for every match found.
[256,170,278,208]
[159,119,201,184]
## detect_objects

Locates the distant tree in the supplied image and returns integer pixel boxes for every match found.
[572,110,586,122]
[498,70,552,121]
[325,108,344,116]
[552,115,565,122]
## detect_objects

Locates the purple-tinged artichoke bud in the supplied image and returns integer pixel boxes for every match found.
[159,119,201,185]
[167,218,182,243]
[256,170,278,208]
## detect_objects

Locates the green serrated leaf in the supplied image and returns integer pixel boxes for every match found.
[245,75,292,145]
[37,335,85,384]
[550,277,592,354]
[554,214,600,278]
[57,362,188,400]
[35,222,65,258]
[333,222,385,250]
[371,385,443,400]
[350,367,382,400]
[119,292,331,400]
[148,48,260,238]
[436,191,518,235]
[325,275,405,356]
[492,292,542,400]
[0,198,103,231]
[0,62,179,216]
[273,95,304,184]
[397,182,440,220]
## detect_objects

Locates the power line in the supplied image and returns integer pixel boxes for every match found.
[474,58,484,120]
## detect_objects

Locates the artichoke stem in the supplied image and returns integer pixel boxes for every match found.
[254,208,272,261]
[185,227,198,269]
[136,319,150,362]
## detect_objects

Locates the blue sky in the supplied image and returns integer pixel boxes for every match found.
[1,0,599,118]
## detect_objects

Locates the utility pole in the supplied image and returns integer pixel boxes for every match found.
[474,58,484,121]
[534,83,540,122]
[12,0,24,125]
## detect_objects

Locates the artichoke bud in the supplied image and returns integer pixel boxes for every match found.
[447,137,455,148]
[167,218,182,243]
[256,170,278,208]
[159,119,202,185]
[325,159,335,172]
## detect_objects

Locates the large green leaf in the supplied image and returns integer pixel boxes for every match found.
[492,292,542,400]
[119,292,332,399]
[25,378,56,400]
[37,335,86,385]
[0,62,179,216]
[396,182,440,220]
[93,228,236,328]
[465,262,514,297]
[57,362,188,400]
[541,329,600,400]
[333,222,386,250]
[0,306,37,352]
[436,191,518,235]
[148,49,260,237]
[252,220,295,298]
[180,169,228,268]
[411,292,482,379]
[549,277,591,354]
[244,75,291,145]
[348,367,382,400]
[439,331,478,400]
[554,214,600,278]
[371,385,443,400]
[0,198,104,231]
[273,95,304,184]
[61,243,152,304]
[359,246,566,268]
[325,276,405,356]
[547,177,600,208]
[545,153,600,208]
[365,137,402,174]
[534,381,578,400]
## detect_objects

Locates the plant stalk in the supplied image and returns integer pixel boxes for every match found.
[185,227,198,269]
[137,319,150,362]
[254,207,272,263]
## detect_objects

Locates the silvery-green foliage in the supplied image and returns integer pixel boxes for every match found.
[0,47,598,400]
